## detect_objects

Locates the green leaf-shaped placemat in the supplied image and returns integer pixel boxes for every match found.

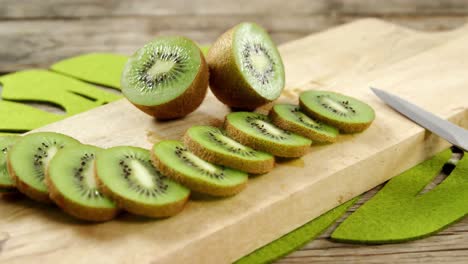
[332,149,468,243]
[235,197,358,264]
[51,53,128,90]
[0,69,121,114]
[0,100,62,135]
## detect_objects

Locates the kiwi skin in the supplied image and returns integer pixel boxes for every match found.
[207,24,280,109]
[45,171,119,222]
[94,162,189,218]
[150,146,247,197]
[6,157,51,203]
[183,132,275,174]
[269,107,337,143]
[224,120,310,158]
[298,100,372,133]
[128,49,209,120]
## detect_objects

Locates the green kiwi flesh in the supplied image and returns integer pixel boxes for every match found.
[224,112,311,158]
[95,146,189,218]
[151,140,248,197]
[0,135,20,191]
[270,104,339,143]
[299,90,375,133]
[183,126,274,174]
[46,144,118,221]
[207,22,285,109]
[7,132,80,203]
[121,36,209,119]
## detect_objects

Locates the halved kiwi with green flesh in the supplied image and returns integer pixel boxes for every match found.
[207,22,285,109]
[121,36,209,120]
[224,112,311,158]
[151,140,248,197]
[0,135,20,192]
[46,145,118,221]
[183,126,274,174]
[7,132,80,203]
[270,104,339,143]
[299,90,375,133]
[95,146,189,218]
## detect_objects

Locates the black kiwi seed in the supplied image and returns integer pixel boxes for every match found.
[317,95,357,117]
[116,154,168,197]
[72,153,102,199]
[246,115,289,140]
[290,107,323,130]
[174,146,225,179]
[135,47,189,93]
[206,130,257,157]
[242,42,275,85]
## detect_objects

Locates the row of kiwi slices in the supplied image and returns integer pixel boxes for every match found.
[121,22,286,119]
[0,89,374,222]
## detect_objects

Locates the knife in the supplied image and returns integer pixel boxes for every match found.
[370,87,468,152]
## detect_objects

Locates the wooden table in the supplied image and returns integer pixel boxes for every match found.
[1,1,468,263]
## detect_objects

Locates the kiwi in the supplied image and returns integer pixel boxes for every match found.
[183,126,274,174]
[270,104,339,143]
[7,132,80,203]
[224,112,311,158]
[207,22,285,109]
[121,36,209,120]
[299,90,375,133]
[0,135,20,192]
[46,144,118,221]
[151,140,248,197]
[95,146,189,218]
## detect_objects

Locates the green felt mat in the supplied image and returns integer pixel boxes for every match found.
[332,148,468,243]
[1,52,467,263]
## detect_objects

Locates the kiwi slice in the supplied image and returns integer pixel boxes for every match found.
[270,104,339,143]
[46,144,118,221]
[299,90,375,133]
[95,146,189,218]
[121,36,209,120]
[7,132,80,203]
[207,22,285,109]
[151,140,248,197]
[183,126,275,174]
[224,112,311,158]
[0,135,20,192]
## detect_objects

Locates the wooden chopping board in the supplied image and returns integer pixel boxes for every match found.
[1,19,468,264]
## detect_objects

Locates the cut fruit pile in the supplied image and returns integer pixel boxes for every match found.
[0,89,375,221]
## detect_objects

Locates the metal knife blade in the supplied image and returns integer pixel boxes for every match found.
[370,87,468,152]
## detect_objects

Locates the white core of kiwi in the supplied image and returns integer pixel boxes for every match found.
[130,160,155,189]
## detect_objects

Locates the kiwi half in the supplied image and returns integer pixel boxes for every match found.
[183,126,274,174]
[0,135,20,192]
[270,104,339,143]
[7,132,80,203]
[207,22,285,109]
[299,90,375,133]
[151,140,248,197]
[95,146,189,218]
[46,145,118,221]
[224,112,311,158]
[121,36,209,120]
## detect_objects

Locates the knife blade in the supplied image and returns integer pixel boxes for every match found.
[370,87,468,152]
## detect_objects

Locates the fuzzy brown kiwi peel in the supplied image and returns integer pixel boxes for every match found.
[121,36,209,120]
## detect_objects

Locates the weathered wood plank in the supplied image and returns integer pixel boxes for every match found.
[0,15,467,72]
[2,0,468,19]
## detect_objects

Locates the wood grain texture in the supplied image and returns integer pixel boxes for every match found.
[1,19,467,264]
[0,0,467,72]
